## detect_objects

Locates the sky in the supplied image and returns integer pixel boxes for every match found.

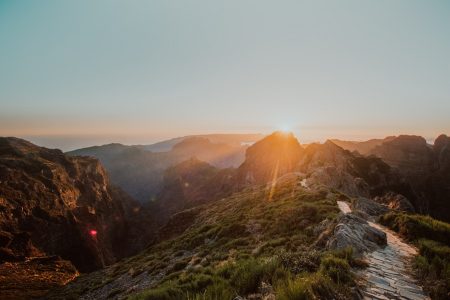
[1,0,449,150]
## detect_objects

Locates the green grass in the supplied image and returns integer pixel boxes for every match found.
[379,212,450,245]
[276,273,336,300]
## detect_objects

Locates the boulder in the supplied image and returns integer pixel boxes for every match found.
[352,197,389,217]
[327,213,387,256]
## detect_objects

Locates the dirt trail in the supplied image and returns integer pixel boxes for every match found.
[336,201,429,300]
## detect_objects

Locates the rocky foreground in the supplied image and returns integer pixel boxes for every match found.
[335,200,429,300]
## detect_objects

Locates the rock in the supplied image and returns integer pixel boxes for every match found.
[327,213,387,256]
[373,192,415,212]
[352,197,390,217]
[0,137,155,272]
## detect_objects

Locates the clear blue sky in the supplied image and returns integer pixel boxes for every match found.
[1,0,449,150]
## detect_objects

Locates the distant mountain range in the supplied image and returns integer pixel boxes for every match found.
[67,134,263,203]
[138,133,264,152]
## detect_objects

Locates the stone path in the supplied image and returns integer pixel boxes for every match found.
[336,201,429,300]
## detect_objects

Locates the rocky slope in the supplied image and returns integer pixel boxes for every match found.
[0,137,154,272]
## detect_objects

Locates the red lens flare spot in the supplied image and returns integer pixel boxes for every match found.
[89,230,98,237]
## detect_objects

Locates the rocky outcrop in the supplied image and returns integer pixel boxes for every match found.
[237,132,303,185]
[373,192,415,213]
[0,137,154,272]
[299,141,414,200]
[327,213,387,256]
[352,197,390,217]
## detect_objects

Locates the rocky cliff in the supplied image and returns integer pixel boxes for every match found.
[0,137,153,272]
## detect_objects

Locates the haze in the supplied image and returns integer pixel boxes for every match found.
[1,0,449,150]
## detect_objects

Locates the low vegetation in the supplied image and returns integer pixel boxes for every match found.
[380,212,450,299]
[50,176,359,299]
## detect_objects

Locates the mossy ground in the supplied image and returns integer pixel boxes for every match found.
[49,177,357,299]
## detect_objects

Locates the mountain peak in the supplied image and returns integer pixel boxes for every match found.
[238,131,303,184]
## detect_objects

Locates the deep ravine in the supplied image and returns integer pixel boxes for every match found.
[336,201,429,300]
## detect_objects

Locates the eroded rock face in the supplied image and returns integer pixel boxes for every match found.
[327,213,387,256]
[0,137,153,272]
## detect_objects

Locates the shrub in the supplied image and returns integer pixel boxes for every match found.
[276,276,310,300]
[319,256,352,284]
[229,258,279,294]
[276,273,335,300]
[419,239,450,261]
[278,250,321,274]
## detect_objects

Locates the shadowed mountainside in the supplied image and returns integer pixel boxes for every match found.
[152,158,236,221]
[332,134,450,222]
[369,135,450,221]
[0,138,155,272]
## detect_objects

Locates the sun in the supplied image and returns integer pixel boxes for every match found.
[278,124,292,133]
